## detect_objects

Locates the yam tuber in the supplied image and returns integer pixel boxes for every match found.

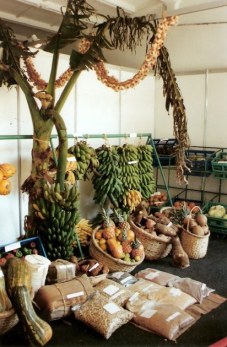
[171,236,190,269]
[155,222,177,237]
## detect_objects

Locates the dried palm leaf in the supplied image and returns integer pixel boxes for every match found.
[155,44,190,183]
[0,20,35,87]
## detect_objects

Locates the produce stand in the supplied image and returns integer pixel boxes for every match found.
[0,132,174,240]
[0,236,47,259]
[211,149,227,179]
[150,138,177,167]
[202,201,227,235]
[185,147,217,177]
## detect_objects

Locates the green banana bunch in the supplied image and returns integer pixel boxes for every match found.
[68,141,99,180]
[137,144,156,198]
[42,181,79,209]
[33,181,80,260]
[92,145,124,208]
[117,144,140,195]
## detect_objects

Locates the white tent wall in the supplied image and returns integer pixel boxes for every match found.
[154,71,227,204]
[0,50,155,245]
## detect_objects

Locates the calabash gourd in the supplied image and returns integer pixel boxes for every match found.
[5,258,52,346]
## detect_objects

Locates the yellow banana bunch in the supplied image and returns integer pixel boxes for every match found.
[65,170,76,185]
[74,218,93,247]
[123,189,142,211]
[66,154,77,172]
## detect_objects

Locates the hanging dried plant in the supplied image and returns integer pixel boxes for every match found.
[95,7,155,52]
[155,44,190,183]
[0,19,36,87]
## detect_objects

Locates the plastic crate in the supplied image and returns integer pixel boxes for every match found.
[202,201,227,232]
[147,191,169,213]
[211,151,227,179]
[151,138,177,167]
[0,236,47,259]
[185,148,217,177]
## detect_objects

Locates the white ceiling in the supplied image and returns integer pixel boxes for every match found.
[0,0,227,72]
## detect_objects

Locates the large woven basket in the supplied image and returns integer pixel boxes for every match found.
[180,206,210,259]
[89,228,144,273]
[129,219,172,261]
[180,228,210,259]
[0,308,19,335]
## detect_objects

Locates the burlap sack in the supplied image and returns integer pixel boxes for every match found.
[46,259,76,284]
[33,274,94,321]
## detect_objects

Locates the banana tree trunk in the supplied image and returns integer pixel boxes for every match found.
[31,121,54,180]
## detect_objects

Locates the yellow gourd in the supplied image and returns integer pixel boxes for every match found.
[0,163,16,179]
[0,179,11,195]
[0,170,3,182]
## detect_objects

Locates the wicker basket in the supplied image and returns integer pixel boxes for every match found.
[180,206,210,259]
[89,228,144,273]
[0,308,19,335]
[180,228,210,259]
[129,219,172,261]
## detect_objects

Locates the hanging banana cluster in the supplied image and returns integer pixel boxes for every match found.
[73,218,93,247]
[122,189,142,211]
[118,144,140,193]
[92,145,124,207]
[68,141,99,180]
[137,144,156,198]
[33,181,80,260]
[66,154,78,172]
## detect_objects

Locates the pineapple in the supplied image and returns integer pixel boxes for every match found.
[113,209,132,241]
[102,208,116,240]
[121,240,132,254]
[131,239,144,261]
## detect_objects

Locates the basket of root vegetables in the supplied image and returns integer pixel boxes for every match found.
[180,206,210,259]
[129,211,177,261]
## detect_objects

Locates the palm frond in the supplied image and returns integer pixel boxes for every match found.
[43,0,96,53]
[0,19,35,87]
